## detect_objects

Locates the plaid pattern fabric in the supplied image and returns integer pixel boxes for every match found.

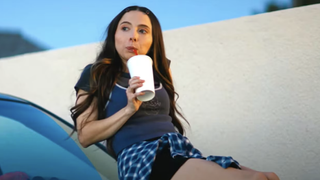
[117,132,241,180]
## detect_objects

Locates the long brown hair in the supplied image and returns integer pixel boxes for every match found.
[70,6,189,158]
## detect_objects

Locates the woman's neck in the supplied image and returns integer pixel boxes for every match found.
[122,67,129,73]
[121,60,129,73]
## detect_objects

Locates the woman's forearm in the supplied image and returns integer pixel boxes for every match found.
[78,106,134,147]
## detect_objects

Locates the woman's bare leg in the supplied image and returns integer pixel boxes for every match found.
[239,165,280,180]
[171,158,269,180]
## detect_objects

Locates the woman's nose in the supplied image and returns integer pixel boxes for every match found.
[129,30,138,42]
[130,37,137,42]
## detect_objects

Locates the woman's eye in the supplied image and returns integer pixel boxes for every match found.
[122,27,129,31]
[139,29,147,34]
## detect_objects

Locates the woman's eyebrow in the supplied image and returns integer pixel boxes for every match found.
[120,21,150,29]
[120,21,131,25]
[139,24,150,29]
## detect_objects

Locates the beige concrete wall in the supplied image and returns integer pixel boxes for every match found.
[1,4,319,180]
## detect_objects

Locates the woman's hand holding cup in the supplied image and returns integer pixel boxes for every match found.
[125,76,145,115]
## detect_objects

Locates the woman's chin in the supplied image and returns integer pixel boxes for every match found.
[126,55,135,61]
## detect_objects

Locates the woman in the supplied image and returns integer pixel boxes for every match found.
[70,5,280,180]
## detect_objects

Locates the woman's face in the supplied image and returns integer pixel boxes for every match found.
[115,10,153,66]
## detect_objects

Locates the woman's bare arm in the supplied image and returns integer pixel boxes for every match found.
[75,76,145,148]
[76,89,135,148]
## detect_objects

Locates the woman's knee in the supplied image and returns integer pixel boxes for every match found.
[264,172,280,180]
[252,172,268,180]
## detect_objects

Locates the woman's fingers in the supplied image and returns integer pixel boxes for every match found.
[128,76,144,85]
[125,77,145,113]
[135,92,145,97]
[127,83,143,94]
[129,76,145,84]
[127,84,141,93]
[128,76,139,83]
[130,79,145,86]
[127,77,145,93]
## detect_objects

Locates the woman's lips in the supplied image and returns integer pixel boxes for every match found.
[126,46,138,53]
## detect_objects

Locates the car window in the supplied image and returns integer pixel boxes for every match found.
[0,100,118,180]
[47,112,118,180]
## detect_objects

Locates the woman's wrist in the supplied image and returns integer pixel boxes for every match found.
[124,105,136,117]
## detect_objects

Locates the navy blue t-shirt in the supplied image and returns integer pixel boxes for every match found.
[74,62,177,155]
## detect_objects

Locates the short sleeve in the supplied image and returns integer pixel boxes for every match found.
[74,64,92,93]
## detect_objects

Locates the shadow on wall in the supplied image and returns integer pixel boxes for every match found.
[0,29,48,59]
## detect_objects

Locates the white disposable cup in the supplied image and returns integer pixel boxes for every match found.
[127,55,155,102]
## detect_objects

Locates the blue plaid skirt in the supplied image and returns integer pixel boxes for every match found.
[117,132,241,180]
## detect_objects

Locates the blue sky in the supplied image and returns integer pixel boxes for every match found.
[0,0,291,50]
